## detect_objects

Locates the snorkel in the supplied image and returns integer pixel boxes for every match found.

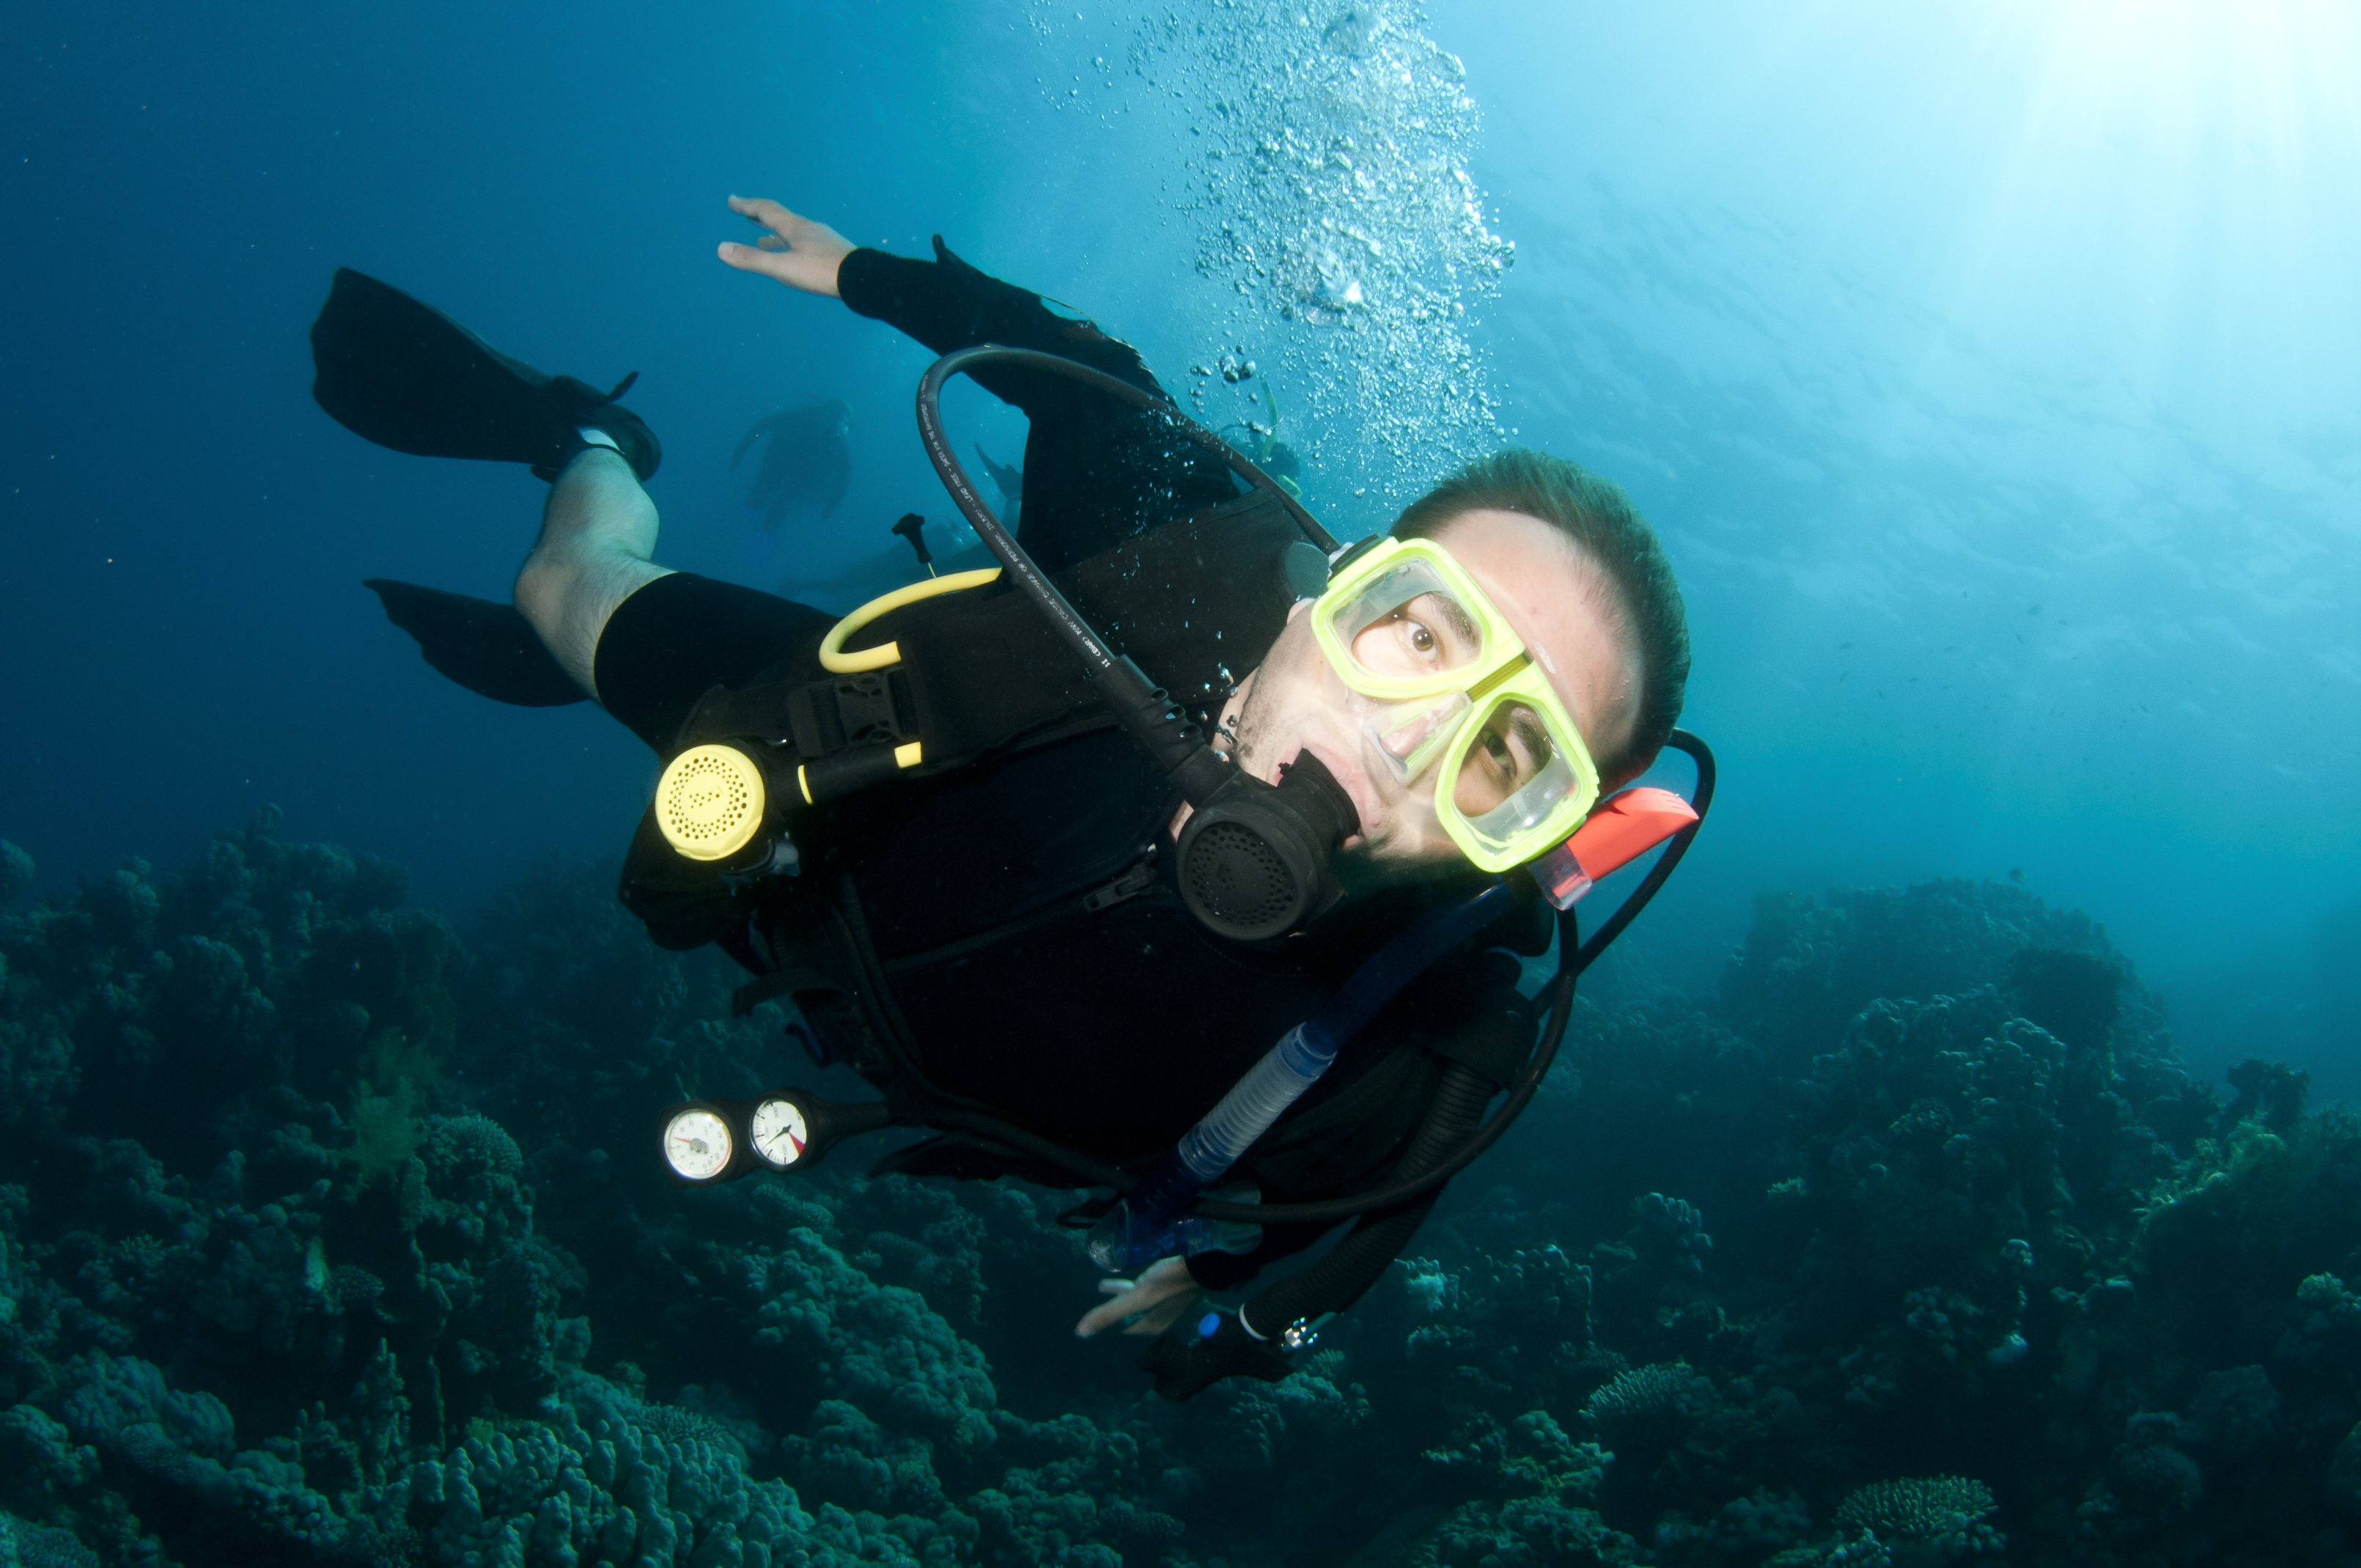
[1087,781,1701,1276]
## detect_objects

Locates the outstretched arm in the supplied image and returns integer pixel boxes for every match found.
[718,196,1165,408]
[715,196,1236,570]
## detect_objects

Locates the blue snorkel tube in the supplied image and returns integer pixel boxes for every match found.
[1089,879,1520,1272]
[1090,767,1710,1278]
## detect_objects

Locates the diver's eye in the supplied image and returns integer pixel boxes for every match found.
[1452,725,1520,814]
[1453,702,1555,820]
[1358,608,1443,672]
[1481,726,1528,789]
[1348,589,1474,678]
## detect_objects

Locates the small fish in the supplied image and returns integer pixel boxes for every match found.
[732,400,852,531]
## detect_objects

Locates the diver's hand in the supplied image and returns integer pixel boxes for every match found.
[718,196,855,298]
[1076,1256,1205,1339]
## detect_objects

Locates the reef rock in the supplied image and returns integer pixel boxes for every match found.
[6,831,2360,1565]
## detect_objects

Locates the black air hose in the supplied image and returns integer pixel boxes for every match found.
[1238,1060,1494,1336]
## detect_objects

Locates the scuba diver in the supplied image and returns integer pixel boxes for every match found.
[732,399,854,530]
[1220,380,1305,501]
[308,194,1703,1398]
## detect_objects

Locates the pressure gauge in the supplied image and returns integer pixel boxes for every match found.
[663,1107,733,1182]
[751,1097,810,1168]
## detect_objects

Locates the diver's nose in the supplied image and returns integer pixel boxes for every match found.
[1364,693,1466,782]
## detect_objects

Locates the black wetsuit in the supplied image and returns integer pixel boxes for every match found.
[590,243,1547,1296]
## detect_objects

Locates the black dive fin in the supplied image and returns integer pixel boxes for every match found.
[364,580,586,707]
[311,268,660,479]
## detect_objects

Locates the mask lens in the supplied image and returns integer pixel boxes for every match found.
[1330,562,1489,687]
[1450,699,1592,855]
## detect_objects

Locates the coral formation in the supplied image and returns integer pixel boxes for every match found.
[1833,1476,2001,1558]
[6,820,2361,1565]
[1583,1364,1713,1431]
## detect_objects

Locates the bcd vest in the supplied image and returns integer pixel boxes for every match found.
[616,484,1322,965]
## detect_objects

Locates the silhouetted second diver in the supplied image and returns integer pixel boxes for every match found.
[1218,381,1303,499]
[732,400,852,529]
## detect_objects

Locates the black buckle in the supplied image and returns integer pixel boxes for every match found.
[1083,857,1158,913]
[781,672,915,757]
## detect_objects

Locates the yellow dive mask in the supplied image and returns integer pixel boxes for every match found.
[1310,537,1602,872]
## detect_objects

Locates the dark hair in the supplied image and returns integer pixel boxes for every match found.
[1391,449,1688,789]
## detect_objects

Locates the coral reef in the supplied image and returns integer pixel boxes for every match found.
[5,819,2361,1566]
[1833,1476,2002,1561]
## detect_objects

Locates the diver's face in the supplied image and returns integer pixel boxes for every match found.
[1220,509,1641,888]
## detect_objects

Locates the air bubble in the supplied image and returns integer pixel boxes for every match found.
[1132,0,1509,512]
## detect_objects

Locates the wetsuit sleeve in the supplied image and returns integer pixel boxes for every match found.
[836,240,1237,573]
[1183,1223,1330,1292]
[1137,1056,1501,1398]
[838,240,1162,404]
[1182,993,1533,1300]
[1177,1064,1464,1299]
[1237,1067,1484,1330]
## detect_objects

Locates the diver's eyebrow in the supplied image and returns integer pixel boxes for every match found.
[1509,707,1553,767]
[1428,593,1481,648]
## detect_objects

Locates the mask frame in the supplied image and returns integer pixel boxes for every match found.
[1309,537,1602,872]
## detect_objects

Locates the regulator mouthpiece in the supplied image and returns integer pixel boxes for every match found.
[1174,750,1360,943]
[655,744,767,862]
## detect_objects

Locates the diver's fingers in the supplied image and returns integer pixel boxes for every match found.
[726,195,839,252]
[726,194,801,234]
[720,196,852,298]
[1074,1256,1196,1338]
[1075,1287,1138,1339]
[716,238,840,299]
[1125,1290,1205,1337]
[717,240,789,278]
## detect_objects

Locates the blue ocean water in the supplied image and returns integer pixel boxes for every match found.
[6,1,2354,1093]
[5,4,2361,1564]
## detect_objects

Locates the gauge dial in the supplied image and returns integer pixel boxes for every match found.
[751,1097,809,1168]
[663,1108,732,1181]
